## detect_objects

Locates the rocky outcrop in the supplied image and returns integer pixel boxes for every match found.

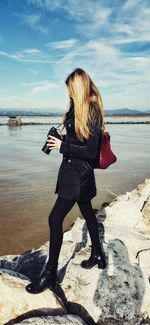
[0,179,150,325]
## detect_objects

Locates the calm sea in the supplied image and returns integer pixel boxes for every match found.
[0,115,150,255]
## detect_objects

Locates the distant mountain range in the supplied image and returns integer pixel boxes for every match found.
[0,108,150,116]
[105,108,150,115]
[0,109,62,116]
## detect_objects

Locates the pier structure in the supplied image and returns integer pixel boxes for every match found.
[7,115,22,126]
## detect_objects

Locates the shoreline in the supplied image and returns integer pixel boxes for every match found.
[1,113,150,126]
[0,121,150,126]
[1,113,150,117]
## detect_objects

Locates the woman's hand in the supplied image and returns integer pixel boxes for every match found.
[47,135,62,150]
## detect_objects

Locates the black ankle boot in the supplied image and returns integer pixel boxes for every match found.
[80,246,107,269]
[25,263,58,294]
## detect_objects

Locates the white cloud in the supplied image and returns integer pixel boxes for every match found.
[0,80,62,110]
[0,93,62,110]
[22,80,57,87]
[30,69,38,75]
[48,35,150,108]
[0,50,23,61]
[22,48,41,54]
[27,0,150,44]
[47,39,78,49]
[23,13,41,26]
[64,0,111,25]
[122,0,142,11]
[1,0,150,109]
[86,41,120,64]
[28,0,61,11]
[22,80,59,97]
[28,0,111,27]
[0,49,53,63]
[21,13,48,34]
[112,1,150,43]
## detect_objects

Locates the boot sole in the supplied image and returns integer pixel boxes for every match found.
[25,282,57,294]
[81,261,107,269]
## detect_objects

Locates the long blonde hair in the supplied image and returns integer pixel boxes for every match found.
[62,68,105,142]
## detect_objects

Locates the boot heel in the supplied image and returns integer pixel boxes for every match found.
[25,264,58,294]
[97,258,107,269]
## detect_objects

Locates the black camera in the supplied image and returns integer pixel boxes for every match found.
[42,126,62,155]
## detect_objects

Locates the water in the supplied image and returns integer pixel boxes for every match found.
[0,116,150,255]
[1,115,150,124]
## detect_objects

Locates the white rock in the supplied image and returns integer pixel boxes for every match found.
[13,315,87,325]
[0,179,150,325]
[0,271,63,325]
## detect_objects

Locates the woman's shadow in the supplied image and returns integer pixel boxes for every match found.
[57,211,105,283]
[93,238,145,324]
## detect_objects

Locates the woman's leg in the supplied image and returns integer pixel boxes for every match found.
[77,199,101,252]
[25,196,76,294]
[77,199,106,268]
[47,196,76,268]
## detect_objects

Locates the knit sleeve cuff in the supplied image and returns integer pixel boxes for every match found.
[59,142,68,155]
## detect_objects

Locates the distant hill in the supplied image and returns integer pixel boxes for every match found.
[105,108,150,115]
[0,109,63,116]
[0,108,149,116]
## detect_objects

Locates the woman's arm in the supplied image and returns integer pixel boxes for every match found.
[59,128,102,160]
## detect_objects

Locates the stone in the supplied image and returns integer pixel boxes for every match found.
[0,179,150,325]
[13,315,87,325]
[142,196,150,224]
[0,271,63,325]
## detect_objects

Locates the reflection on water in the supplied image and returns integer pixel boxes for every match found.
[0,117,150,255]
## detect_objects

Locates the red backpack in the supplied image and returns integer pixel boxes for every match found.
[96,131,117,169]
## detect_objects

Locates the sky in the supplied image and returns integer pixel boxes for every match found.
[0,0,149,112]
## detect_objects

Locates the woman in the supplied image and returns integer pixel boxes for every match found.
[26,68,106,294]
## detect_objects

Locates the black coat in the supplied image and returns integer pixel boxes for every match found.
[55,106,102,201]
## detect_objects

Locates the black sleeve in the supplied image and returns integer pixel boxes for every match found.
[59,127,102,160]
[61,134,66,141]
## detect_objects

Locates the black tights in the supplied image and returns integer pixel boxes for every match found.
[48,196,102,268]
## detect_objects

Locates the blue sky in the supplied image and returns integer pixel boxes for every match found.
[0,0,149,112]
